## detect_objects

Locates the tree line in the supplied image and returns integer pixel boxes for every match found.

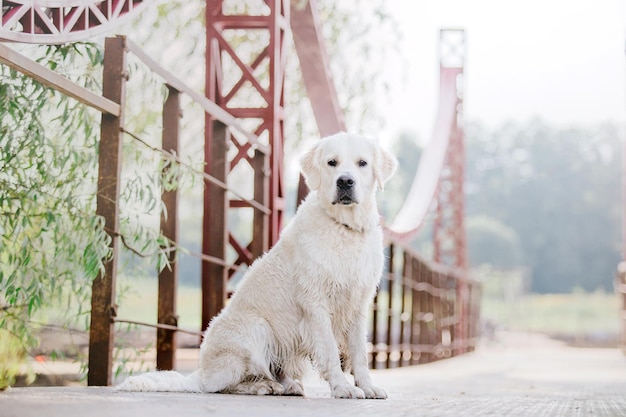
[389,119,622,293]
[424,119,621,293]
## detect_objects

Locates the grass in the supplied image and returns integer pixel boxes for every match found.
[478,267,621,346]
[483,291,620,333]
[482,292,619,336]
[116,276,204,332]
[36,271,624,351]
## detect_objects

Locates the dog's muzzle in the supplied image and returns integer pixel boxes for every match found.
[333,175,356,205]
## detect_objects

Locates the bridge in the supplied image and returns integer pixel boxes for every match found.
[1,1,625,415]
[2,332,626,416]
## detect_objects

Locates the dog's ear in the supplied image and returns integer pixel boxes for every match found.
[374,146,398,190]
[300,142,322,190]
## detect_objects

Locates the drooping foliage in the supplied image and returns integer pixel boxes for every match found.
[465,119,622,293]
[0,43,109,388]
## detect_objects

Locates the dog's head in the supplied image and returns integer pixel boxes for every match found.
[300,133,397,207]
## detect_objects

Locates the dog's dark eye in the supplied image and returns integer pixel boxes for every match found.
[358,159,368,167]
[328,159,337,167]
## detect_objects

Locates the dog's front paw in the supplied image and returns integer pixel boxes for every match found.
[360,385,387,399]
[331,384,365,399]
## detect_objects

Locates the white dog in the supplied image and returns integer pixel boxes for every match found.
[117,132,397,399]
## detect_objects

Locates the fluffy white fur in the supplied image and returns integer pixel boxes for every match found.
[116,132,397,399]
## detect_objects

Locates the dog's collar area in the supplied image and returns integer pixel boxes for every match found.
[341,222,355,231]
[341,222,363,233]
[325,211,365,234]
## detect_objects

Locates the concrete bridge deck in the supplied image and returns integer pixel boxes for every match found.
[2,333,625,417]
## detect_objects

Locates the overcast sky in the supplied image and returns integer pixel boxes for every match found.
[380,0,626,144]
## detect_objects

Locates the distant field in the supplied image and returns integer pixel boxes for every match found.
[115,277,622,346]
[36,275,623,351]
[481,291,621,345]
[115,277,204,332]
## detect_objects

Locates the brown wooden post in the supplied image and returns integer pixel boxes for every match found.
[418,261,432,364]
[409,256,420,365]
[385,244,395,368]
[448,274,458,357]
[201,121,229,331]
[157,86,181,370]
[433,271,444,359]
[399,250,409,367]
[467,281,479,352]
[370,283,379,369]
[88,36,127,386]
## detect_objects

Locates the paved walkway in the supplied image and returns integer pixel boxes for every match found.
[2,333,626,417]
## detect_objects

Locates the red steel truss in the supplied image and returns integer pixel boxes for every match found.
[433,29,467,272]
[202,0,289,329]
[432,29,470,350]
[0,0,146,44]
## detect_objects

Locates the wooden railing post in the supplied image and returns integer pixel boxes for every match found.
[409,256,420,365]
[201,121,229,332]
[385,244,395,368]
[371,267,381,369]
[157,86,181,370]
[88,36,127,386]
[399,250,409,367]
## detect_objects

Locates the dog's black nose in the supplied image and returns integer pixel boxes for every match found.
[336,175,355,190]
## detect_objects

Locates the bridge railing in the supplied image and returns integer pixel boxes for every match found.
[91,36,273,385]
[1,33,481,385]
[369,242,480,368]
[0,36,269,385]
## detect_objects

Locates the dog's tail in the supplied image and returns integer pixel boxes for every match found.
[115,370,202,393]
